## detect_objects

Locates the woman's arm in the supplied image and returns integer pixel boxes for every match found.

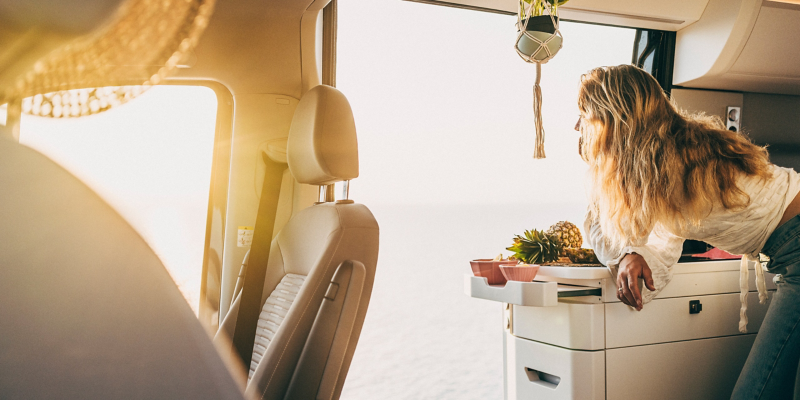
[584,210,684,310]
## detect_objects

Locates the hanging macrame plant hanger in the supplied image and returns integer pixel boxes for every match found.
[515,0,564,159]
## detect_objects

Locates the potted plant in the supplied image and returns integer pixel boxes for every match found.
[515,0,569,63]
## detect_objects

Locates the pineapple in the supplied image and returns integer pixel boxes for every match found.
[546,221,582,255]
[506,229,563,264]
[565,248,600,264]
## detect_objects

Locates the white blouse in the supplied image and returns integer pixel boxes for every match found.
[585,164,800,332]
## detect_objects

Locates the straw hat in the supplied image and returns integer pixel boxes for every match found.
[1,0,215,118]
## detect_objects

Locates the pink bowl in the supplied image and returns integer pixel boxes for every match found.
[500,264,540,282]
[470,259,510,285]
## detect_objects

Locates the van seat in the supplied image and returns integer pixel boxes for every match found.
[217,84,379,400]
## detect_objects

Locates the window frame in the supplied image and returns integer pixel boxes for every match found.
[163,79,234,330]
[16,79,234,328]
[631,29,676,95]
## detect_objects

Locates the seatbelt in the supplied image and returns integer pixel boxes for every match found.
[231,152,287,369]
[230,250,250,308]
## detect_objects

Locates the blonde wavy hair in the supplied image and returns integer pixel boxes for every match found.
[578,65,772,247]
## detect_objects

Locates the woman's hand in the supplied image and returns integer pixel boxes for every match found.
[617,253,656,311]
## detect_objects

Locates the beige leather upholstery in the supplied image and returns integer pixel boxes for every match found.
[287,85,359,185]
[0,137,246,399]
[249,273,307,379]
[216,85,379,400]
[217,202,378,399]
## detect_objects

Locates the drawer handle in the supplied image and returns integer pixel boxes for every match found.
[690,300,703,314]
[525,367,561,389]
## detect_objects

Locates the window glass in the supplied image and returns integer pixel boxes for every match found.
[338,1,635,398]
[19,86,218,314]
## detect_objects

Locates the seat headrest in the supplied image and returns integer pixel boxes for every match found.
[287,85,359,186]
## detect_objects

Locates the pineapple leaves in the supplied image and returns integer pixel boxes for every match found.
[506,229,563,264]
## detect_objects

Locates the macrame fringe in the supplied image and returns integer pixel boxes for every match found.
[738,256,750,333]
[515,2,562,160]
[532,62,545,159]
[738,254,770,333]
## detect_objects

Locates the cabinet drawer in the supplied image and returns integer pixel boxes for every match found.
[513,301,605,350]
[504,333,604,400]
[600,268,776,302]
[606,335,755,400]
[606,291,772,348]
[656,270,776,299]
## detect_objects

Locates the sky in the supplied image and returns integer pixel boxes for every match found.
[337,0,635,208]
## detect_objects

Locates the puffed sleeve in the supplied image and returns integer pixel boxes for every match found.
[584,209,684,303]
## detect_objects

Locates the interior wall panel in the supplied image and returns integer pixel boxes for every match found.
[672,88,800,171]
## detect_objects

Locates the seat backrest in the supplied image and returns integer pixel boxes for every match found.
[0,138,247,400]
[217,85,379,400]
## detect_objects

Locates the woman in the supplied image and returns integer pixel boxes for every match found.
[577,64,800,399]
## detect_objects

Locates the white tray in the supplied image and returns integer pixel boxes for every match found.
[465,275,558,307]
[537,265,611,280]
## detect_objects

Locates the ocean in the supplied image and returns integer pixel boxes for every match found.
[339,203,587,399]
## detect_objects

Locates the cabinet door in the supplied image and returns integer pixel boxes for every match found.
[606,335,755,400]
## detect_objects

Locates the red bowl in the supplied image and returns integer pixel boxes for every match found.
[500,264,540,282]
[470,259,510,285]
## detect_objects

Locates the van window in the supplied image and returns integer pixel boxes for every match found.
[19,85,218,315]
[337,0,635,397]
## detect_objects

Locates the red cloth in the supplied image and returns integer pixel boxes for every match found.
[691,247,742,260]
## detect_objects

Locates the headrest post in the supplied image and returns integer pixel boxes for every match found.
[325,184,335,202]
[318,184,335,203]
[341,180,350,201]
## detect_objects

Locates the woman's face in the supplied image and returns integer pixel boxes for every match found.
[575,116,583,158]
[575,113,603,163]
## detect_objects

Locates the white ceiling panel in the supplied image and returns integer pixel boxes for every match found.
[406,0,710,30]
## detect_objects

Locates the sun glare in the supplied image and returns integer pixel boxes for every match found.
[19,86,218,313]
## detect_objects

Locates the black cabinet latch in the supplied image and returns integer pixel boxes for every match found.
[689,300,702,314]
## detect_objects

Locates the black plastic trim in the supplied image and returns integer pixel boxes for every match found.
[632,29,676,96]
